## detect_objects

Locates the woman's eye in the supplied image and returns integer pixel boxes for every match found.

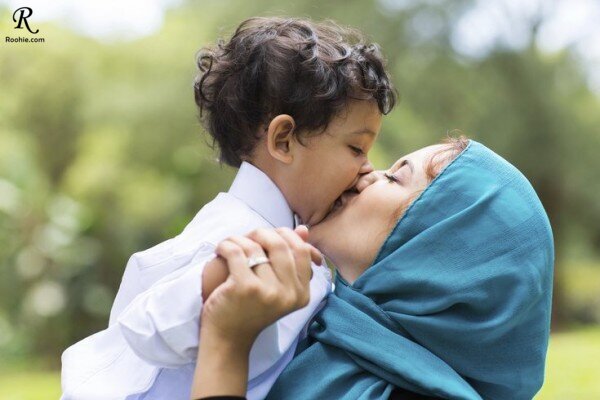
[349,146,364,156]
[384,172,400,184]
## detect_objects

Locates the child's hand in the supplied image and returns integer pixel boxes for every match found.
[200,227,317,347]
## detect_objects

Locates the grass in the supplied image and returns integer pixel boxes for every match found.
[535,326,600,399]
[0,370,61,400]
[0,326,599,399]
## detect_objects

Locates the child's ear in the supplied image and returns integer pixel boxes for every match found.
[266,114,296,164]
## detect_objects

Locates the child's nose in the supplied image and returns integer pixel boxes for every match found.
[359,160,374,174]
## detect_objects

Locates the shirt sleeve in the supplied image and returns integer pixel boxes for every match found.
[116,248,331,390]
[108,251,146,326]
[115,243,284,376]
[116,245,216,367]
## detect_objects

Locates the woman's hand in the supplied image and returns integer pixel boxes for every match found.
[191,226,321,399]
[201,226,320,344]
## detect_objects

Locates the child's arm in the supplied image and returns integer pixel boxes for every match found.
[116,228,327,373]
[115,249,284,371]
[116,251,218,367]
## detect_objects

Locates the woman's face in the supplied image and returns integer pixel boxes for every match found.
[309,144,448,284]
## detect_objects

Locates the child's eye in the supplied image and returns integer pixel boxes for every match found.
[349,146,364,156]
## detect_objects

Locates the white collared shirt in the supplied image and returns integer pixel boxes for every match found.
[60,162,332,400]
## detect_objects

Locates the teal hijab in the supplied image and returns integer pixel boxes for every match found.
[266,141,554,399]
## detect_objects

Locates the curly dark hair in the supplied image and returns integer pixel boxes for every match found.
[193,17,397,167]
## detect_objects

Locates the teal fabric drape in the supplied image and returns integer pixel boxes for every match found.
[267,140,554,399]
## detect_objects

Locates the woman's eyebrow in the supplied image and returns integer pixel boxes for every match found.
[391,159,414,174]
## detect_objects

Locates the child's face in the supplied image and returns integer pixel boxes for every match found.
[287,100,381,226]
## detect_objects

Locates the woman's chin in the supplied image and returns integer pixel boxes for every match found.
[308,209,345,255]
[307,221,325,247]
[311,207,340,235]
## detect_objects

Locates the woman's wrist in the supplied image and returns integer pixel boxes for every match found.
[200,325,256,358]
[191,326,255,399]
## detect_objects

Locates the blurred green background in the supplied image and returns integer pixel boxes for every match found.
[1,0,599,398]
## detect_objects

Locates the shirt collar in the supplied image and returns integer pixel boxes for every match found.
[229,161,297,229]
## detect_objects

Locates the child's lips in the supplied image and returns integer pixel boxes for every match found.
[317,189,361,225]
[320,197,343,223]
[328,190,358,216]
[323,198,341,218]
[332,197,343,212]
[340,190,358,206]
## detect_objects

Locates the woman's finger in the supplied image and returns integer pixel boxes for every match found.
[226,236,279,285]
[215,240,255,281]
[294,225,309,242]
[276,228,313,287]
[247,229,295,287]
[293,226,324,265]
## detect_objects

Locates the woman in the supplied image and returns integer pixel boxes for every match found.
[192,138,554,400]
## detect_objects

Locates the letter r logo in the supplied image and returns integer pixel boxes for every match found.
[13,7,39,34]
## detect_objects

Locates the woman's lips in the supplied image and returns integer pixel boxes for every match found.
[332,197,343,211]
[340,190,359,206]
[313,190,358,227]
[324,198,342,219]
[325,190,358,219]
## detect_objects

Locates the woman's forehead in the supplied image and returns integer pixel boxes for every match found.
[391,144,445,168]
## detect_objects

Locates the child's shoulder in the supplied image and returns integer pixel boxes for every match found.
[127,192,273,290]
[179,192,273,246]
[132,192,263,263]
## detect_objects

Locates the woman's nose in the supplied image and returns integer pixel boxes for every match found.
[355,170,386,192]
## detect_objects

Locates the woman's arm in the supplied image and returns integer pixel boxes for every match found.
[192,325,253,398]
[190,226,319,399]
